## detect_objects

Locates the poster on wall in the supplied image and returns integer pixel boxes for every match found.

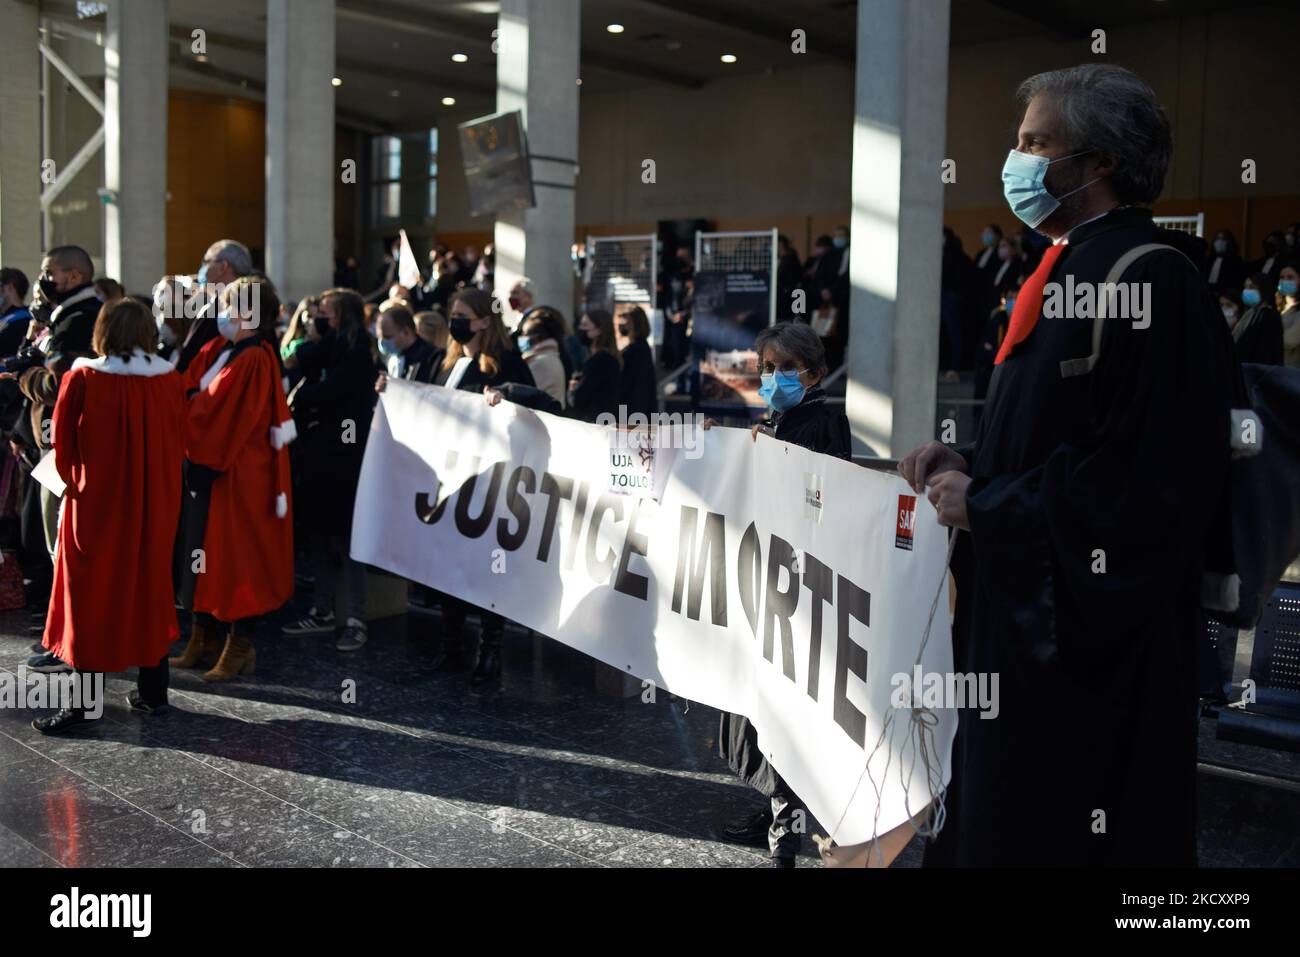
[692,269,772,408]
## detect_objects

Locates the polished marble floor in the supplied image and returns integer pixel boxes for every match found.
[0,600,1297,868]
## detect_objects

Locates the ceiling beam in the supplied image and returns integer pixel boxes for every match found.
[632,0,856,62]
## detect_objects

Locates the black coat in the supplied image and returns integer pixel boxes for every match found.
[719,386,851,796]
[175,312,219,374]
[389,336,443,384]
[434,346,535,393]
[42,285,100,367]
[1232,305,1284,366]
[569,348,621,422]
[926,207,1234,867]
[291,331,378,537]
[618,340,657,418]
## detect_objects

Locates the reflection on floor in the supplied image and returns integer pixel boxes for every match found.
[1,603,1296,867]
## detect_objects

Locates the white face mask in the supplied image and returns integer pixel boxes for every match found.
[1222,306,1238,324]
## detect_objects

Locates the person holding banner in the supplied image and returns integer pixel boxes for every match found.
[719,321,850,866]
[568,309,622,423]
[903,64,1235,866]
[616,305,657,419]
[428,288,534,684]
[31,299,186,734]
[171,277,296,680]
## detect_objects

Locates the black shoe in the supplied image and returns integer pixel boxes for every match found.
[26,652,71,674]
[470,647,500,688]
[125,690,170,716]
[720,807,772,848]
[32,708,95,735]
[429,640,465,672]
[771,856,797,869]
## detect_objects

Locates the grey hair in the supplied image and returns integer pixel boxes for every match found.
[753,321,828,377]
[1016,64,1172,205]
[205,239,253,277]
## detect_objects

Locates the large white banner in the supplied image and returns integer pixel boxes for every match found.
[352,381,956,846]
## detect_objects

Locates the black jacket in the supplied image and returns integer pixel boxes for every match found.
[435,346,535,393]
[42,285,100,369]
[175,312,219,374]
[570,349,621,422]
[618,339,657,418]
[389,336,443,384]
[1233,305,1284,366]
[291,331,378,537]
[766,387,851,459]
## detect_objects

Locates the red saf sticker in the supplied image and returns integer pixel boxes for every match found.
[895,494,916,551]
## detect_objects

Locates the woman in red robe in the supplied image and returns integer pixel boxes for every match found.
[170,276,294,681]
[34,299,185,735]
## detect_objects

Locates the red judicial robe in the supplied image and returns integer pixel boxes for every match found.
[43,350,185,672]
[183,337,295,622]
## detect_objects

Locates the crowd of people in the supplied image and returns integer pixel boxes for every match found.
[946,218,1300,398]
[0,60,1291,868]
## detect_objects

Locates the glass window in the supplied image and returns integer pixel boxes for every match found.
[369,135,402,226]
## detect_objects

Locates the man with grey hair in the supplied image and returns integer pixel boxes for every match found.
[900,64,1236,866]
[175,239,253,372]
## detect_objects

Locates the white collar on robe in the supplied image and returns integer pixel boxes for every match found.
[72,348,173,377]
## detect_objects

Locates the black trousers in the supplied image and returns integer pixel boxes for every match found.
[72,655,169,712]
[439,594,503,648]
[195,611,256,637]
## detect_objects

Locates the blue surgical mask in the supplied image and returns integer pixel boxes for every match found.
[1242,288,1261,307]
[516,336,531,354]
[1213,239,1227,255]
[1001,148,1097,229]
[981,230,995,248]
[216,310,238,341]
[758,369,806,412]
[378,336,401,358]
[1280,279,1298,297]
[832,236,847,250]
[1004,297,1017,316]
[197,263,209,285]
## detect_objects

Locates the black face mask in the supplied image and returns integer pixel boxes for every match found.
[449,316,476,344]
[38,277,67,303]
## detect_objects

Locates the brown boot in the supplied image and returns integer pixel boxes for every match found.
[169,618,224,669]
[202,634,256,682]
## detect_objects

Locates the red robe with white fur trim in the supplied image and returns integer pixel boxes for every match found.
[183,337,294,621]
[43,351,185,672]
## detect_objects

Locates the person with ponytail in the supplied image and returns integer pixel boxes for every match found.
[171,276,295,681]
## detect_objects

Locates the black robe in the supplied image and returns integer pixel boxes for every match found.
[719,387,851,795]
[924,207,1234,867]
[1232,305,1283,366]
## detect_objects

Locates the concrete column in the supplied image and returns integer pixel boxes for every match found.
[844,0,949,457]
[495,0,580,323]
[266,0,335,303]
[104,0,168,293]
[0,0,42,280]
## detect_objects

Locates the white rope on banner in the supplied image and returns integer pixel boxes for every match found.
[819,528,959,864]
